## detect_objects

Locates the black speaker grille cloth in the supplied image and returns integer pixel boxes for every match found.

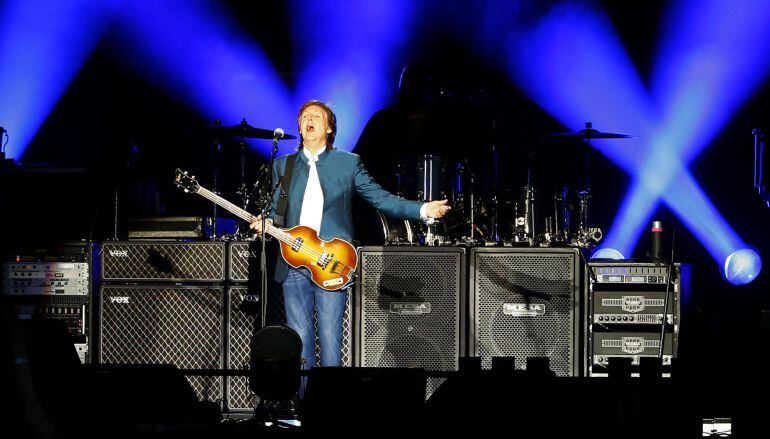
[474,253,575,376]
[99,286,223,402]
[360,250,462,398]
[101,242,224,281]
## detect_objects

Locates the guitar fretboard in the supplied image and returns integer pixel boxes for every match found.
[194,186,294,245]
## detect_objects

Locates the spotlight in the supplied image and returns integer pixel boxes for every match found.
[723,249,762,285]
[591,248,625,260]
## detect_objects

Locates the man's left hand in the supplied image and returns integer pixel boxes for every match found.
[425,199,451,219]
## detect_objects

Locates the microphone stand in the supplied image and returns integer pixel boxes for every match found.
[259,134,281,328]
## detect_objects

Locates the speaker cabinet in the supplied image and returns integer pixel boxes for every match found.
[355,246,465,397]
[101,241,225,282]
[99,285,224,401]
[469,247,581,376]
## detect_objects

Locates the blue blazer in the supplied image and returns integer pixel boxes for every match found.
[268,148,423,283]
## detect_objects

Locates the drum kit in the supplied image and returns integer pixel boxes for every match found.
[378,121,633,249]
[193,118,631,250]
[195,119,296,239]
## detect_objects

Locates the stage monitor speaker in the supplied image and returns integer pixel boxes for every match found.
[99,285,224,402]
[226,285,352,411]
[101,241,225,282]
[355,246,465,398]
[469,247,581,376]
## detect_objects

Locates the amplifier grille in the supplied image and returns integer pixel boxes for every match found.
[358,247,464,398]
[101,242,225,282]
[99,285,224,402]
[471,249,579,376]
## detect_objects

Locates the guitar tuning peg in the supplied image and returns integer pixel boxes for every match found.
[184,189,189,193]
[183,171,188,175]
[191,175,195,179]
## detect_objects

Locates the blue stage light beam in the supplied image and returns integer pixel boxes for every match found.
[504,3,658,173]
[601,178,661,257]
[607,0,770,252]
[499,2,761,282]
[291,0,415,150]
[663,171,745,263]
[111,0,295,155]
[652,0,770,164]
[502,3,659,257]
[0,0,115,159]
[602,0,770,276]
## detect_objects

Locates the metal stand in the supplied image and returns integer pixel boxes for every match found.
[754,128,769,207]
[259,134,282,329]
[112,189,119,240]
[211,120,223,238]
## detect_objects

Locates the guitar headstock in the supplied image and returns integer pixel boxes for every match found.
[174,169,201,193]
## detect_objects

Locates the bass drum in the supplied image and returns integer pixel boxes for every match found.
[376,210,415,245]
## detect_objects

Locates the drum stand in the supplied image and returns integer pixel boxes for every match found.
[571,124,603,248]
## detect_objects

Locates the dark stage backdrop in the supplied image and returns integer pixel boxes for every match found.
[5,0,769,384]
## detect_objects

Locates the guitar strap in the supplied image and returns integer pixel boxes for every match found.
[272,152,298,227]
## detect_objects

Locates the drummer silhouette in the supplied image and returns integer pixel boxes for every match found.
[355,64,469,244]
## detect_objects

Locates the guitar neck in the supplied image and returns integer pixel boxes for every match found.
[194,186,293,244]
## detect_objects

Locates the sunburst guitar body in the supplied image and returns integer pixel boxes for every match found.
[174,169,357,291]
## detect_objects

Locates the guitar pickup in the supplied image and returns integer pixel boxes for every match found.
[317,252,333,269]
[291,238,303,252]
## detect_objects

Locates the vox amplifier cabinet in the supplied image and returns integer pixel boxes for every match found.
[99,285,224,402]
[101,241,226,282]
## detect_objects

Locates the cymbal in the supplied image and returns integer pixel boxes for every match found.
[544,122,633,140]
[198,120,297,140]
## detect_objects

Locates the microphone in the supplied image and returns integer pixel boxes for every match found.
[273,128,285,140]
[651,220,664,264]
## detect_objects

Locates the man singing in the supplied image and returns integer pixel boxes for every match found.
[251,100,450,369]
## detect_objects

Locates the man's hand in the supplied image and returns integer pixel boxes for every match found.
[249,216,272,234]
[425,199,451,219]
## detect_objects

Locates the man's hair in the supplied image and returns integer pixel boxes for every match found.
[297,100,337,149]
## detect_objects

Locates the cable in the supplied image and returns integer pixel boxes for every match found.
[658,229,676,361]
[577,247,597,283]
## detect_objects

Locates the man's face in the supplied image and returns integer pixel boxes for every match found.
[299,105,330,146]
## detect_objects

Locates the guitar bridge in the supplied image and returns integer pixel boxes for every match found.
[317,252,333,269]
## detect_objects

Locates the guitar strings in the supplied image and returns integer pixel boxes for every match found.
[196,187,355,275]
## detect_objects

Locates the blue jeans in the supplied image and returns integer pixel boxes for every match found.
[282,268,348,369]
